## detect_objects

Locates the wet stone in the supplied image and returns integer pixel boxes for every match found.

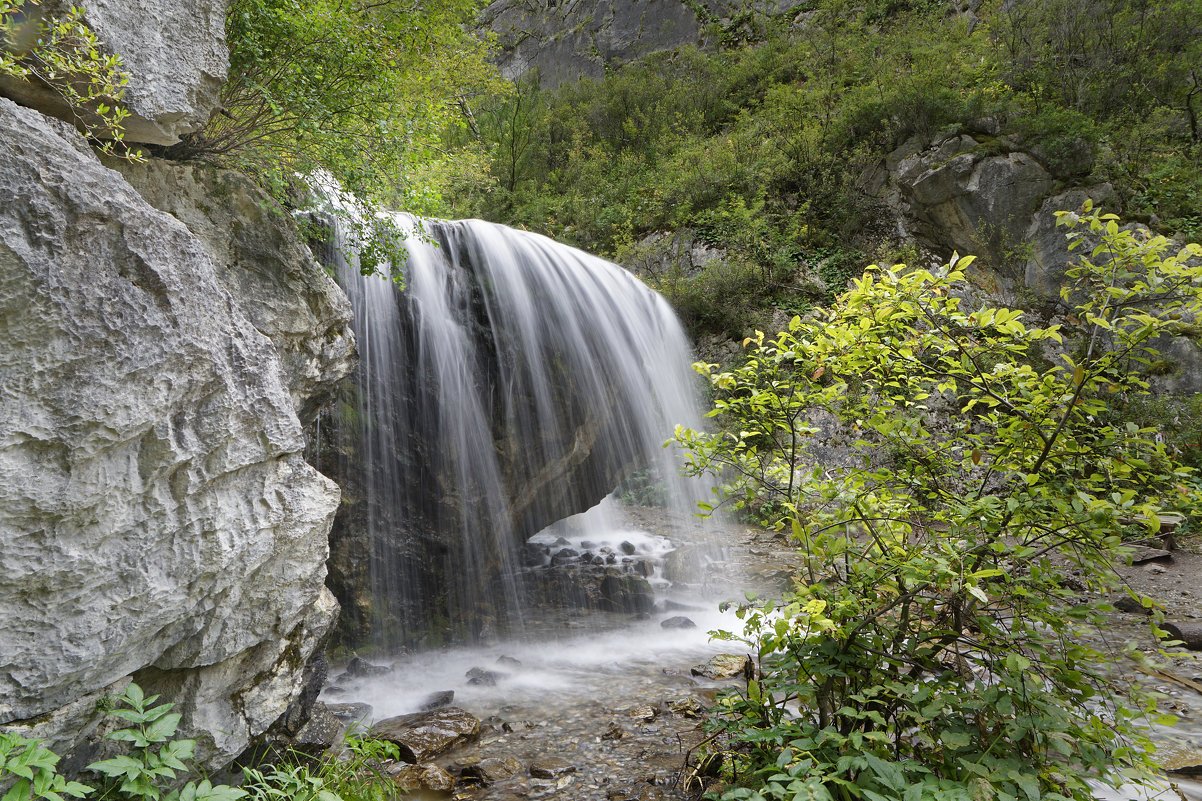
[496,655,522,667]
[600,721,624,741]
[691,654,751,679]
[391,763,456,792]
[420,690,455,711]
[461,756,525,783]
[660,616,696,629]
[1113,595,1153,615]
[324,702,372,723]
[372,707,481,763]
[467,667,508,686]
[620,541,637,555]
[1163,622,1202,651]
[665,697,704,717]
[346,656,391,677]
[529,756,577,778]
[628,704,657,721]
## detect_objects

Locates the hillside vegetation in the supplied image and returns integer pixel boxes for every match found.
[441,0,1201,337]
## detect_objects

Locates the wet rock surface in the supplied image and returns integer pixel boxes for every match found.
[372,707,482,763]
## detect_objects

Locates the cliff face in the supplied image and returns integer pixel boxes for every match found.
[0,1,354,771]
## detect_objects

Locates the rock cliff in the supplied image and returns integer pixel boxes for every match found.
[0,87,351,772]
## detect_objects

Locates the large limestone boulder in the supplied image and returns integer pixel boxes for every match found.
[891,134,1053,275]
[0,97,345,768]
[109,160,355,425]
[0,0,229,145]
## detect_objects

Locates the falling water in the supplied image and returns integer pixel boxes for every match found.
[314,207,715,649]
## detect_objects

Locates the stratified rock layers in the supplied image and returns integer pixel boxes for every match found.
[0,96,348,767]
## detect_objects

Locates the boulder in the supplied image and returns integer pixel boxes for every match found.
[1162,622,1202,651]
[371,707,481,763]
[0,98,347,770]
[391,763,456,793]
[0,0,230,145]
[600,573,655,613]
[891,134,1053,273]
[691,654,751,679]
[461,756,524,783]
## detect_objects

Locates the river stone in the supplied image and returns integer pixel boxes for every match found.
[600,573,655,613]
[661,616,696,629]
[0,0,229,145]
[0,98,344,770]
[462,756,524,783]
[420,691,455,711]
[391,763,456,793]
[666,696,705,717]
[1162,622,1202,651]
[371,707,481,763]
[691,654,752,679]
[325,702,373,723]
[529,756,577,779]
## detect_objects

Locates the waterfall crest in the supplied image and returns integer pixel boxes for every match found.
[316,210,711,648]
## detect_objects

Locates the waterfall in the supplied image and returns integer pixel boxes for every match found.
[315,207,712,649]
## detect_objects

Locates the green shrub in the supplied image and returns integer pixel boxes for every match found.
[677,210,1202,800]
[0,0,141,159]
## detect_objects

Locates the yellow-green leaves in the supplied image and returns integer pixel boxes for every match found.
[0,0,141,160]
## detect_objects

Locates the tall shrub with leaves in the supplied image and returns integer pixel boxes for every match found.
[0,0,140,158]
[676,208,1202,800]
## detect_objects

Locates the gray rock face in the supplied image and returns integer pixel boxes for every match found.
[0,0,228,145]
[891,134,1053,274]
[110,160,355,425]
[0,97,347,769]
[481,0,808,87]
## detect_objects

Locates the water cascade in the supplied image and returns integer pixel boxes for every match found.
[314,210,714,648]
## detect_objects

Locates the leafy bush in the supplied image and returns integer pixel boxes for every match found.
[0,0,141,158]
[2,685,401,801]
[676,210,1202,800]
[176,0,504,214]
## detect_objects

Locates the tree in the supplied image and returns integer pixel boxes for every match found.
[677,207,1202,800]
[174,0,506,215]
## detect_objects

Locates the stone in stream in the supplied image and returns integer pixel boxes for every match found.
[345,656,391,677]
[324,702,373,723]
[1112,594,1153,615]
[390,763,456,793]
[496,655,523,667]
[620,541,637,555]
[660,616,696,629]
[1162,622,1202,651]
[628,704,657,721]
[529,756,577,779]
[371,707,481,763]
[466,667,508,686]
[460,756,524,783]
[691,654,752,679]
[600,573,655,613]
[600,721,624,741]
[666,697,705,717]
[419,690,455,711]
